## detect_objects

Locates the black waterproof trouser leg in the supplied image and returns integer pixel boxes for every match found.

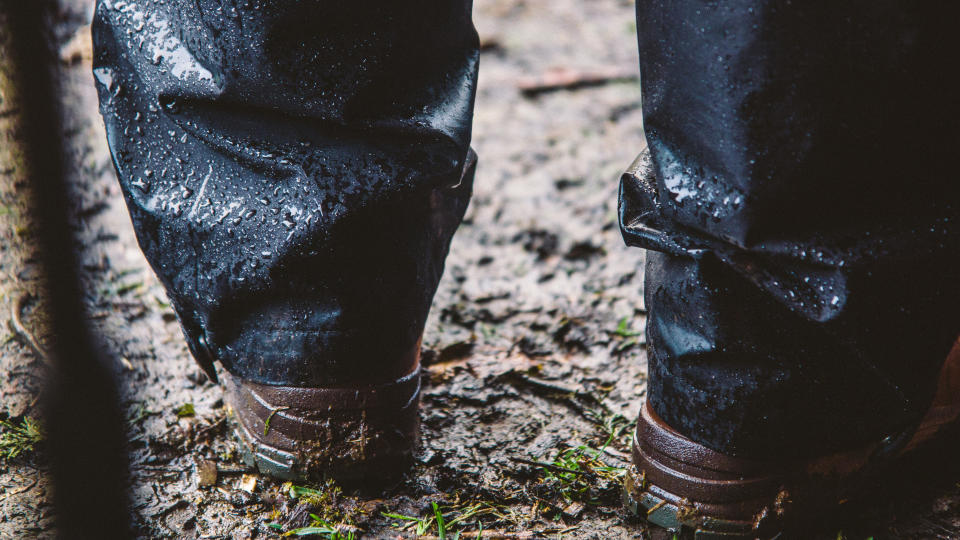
[92,1,478,387]
[622,1,960,459]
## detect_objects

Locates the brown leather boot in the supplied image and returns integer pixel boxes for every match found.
[219,150,475,484]
[223,341,422,483]
[625,339,960,539]
[92,0,481,485]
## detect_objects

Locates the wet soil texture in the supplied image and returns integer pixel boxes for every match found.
[1,1,960,538]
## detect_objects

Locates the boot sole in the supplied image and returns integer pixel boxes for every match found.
[626,340,960,539]
[625,402,793,539]
[223,366,421,484]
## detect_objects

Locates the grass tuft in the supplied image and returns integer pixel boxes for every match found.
[174,403,195,418]
[0,416,44,459]
[383,501,499,539]
[539,436,626,505]
[284,514,356,539]
[612,317,642,339]
[274,479,360,537]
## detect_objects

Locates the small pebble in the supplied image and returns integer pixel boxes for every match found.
[196,460,217,487]
[239,474,258,493]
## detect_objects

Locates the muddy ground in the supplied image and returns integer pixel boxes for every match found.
[2,1,960,538]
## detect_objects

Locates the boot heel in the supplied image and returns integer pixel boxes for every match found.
[223,367,420,484]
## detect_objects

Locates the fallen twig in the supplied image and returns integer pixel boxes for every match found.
[517,66,638,96]
[509,457,598,480]
[0,471,40,501]
[195,417,227,440]
[215,466,249,476]
[505,373,590,400]
[504,372,609,413]
[600,446,632,463]
[8,292,50,365]
[419,532,537,540]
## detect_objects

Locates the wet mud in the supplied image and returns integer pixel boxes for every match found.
[1,1,959,538]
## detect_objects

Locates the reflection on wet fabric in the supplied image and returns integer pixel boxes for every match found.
[622,1,960,458]
[92,0,479,386]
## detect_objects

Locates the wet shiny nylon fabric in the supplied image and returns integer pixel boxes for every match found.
[624,1,960,458]
[93,0,960,460]
[92,0,478,386]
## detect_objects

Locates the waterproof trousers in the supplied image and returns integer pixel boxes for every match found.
[623,1,960,458]
[93,0,479,387]
[94,1,960,459]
